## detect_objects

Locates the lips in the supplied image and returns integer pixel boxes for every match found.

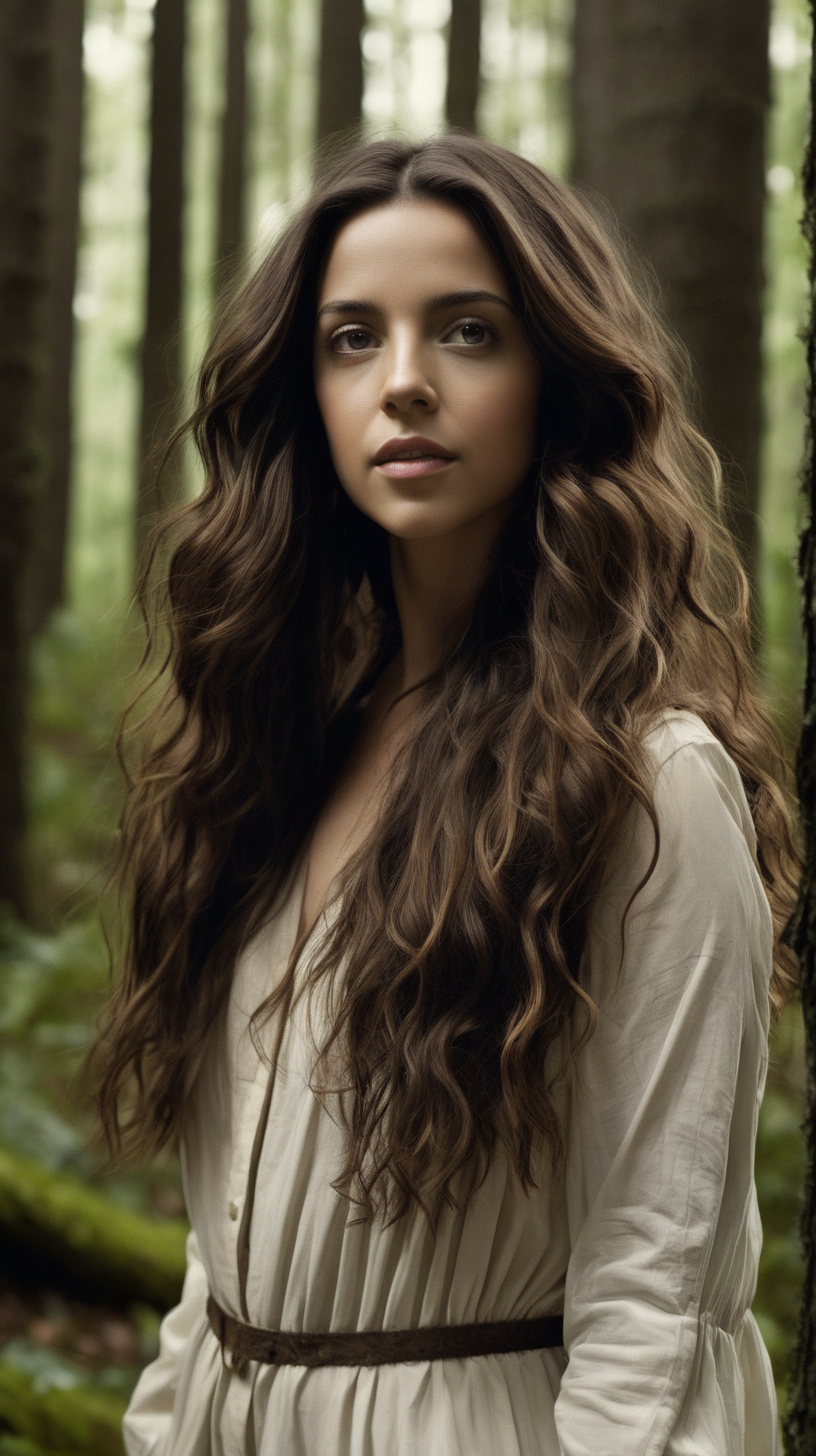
[373,436,457,466]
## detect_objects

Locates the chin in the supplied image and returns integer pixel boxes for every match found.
[376,505,468,540]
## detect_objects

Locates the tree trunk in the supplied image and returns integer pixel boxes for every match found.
[33,0,85,629]
[316,0,364,151]
[215,0,248,291]
[783,9,816,1447]
[0,0,54,915]
[446,0,481,133]
[136,0,187,569]
[571,0,770,581]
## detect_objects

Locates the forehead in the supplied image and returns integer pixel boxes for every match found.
[317,199,510,307]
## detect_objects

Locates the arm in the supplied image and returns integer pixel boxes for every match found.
[122,1228,209,1456]
[554,727,776,1456]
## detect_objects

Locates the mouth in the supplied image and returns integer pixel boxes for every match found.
[373,436,457,479]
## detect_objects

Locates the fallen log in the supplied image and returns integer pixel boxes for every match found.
[0,1146,187,1311]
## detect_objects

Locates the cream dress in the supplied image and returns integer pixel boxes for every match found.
[122,711,781,1456]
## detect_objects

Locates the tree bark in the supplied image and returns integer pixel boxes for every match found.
[783,9,816,1446]
[33,0,85,629]
[446,0,481,133]
[571,0,770,580]
[316,0,364,151]
[0,0,54,915]
[215,0,248,290]
[136,0,187,569]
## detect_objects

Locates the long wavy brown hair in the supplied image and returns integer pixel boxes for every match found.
[93,134,798,1223]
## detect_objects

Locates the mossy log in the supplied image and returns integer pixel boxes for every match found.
[0,1363,125,1454]
[0,1146,187,1311]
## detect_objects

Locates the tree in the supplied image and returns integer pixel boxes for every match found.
[0,0,54,914]
[571,0,770,579]
[446,0,482,133]
[34,0,85,628]
[316,0,365,152]
[215,0,248,291]
[136,0,187,567]
[783,9,816,1447]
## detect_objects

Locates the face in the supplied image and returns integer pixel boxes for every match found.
[313,199,541,542]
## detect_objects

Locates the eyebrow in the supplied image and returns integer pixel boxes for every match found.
[316,289,515,320]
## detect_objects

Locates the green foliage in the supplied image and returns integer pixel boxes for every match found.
[1,606,128,1179]
[0,781,184,1218]
[0,911,107,1176]
[26,606,138,924]
[0,1360,126,1456]
[0,608,182,1221]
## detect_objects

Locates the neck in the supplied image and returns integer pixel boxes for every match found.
[388,500,511,692]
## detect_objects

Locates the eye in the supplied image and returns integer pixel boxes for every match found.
[329,325,378,354]
[443,317,497,348]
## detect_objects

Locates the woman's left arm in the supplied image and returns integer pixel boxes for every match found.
[554,726,780,1456]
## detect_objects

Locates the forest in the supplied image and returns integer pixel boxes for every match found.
[0,0,812,1450]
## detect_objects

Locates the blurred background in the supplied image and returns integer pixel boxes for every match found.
[0,0,809,1449]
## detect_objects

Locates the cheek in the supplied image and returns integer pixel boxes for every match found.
[466,371,539,473]
[315,378,362,477]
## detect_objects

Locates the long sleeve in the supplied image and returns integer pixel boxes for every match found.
[122,1228,209,1456]
[554,719,780,1456]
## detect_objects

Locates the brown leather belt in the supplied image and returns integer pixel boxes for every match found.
[207,1294,564,1374]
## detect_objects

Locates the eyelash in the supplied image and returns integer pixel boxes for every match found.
[327,316,499,353]
[443,316,499,346]
[328,325,377,353]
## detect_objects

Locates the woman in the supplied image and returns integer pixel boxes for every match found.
[98,135,798,1455]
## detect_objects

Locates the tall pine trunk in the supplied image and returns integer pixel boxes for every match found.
[136,0,187,568]
[784,9,816,1447]
[316,0,364,151]
[571,0,770,580]
[33,0,85,628]
[215,0,248,289]
[446,0,481,133]
[0,0,54,914]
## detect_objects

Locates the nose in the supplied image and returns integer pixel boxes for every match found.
[378,330,439,416]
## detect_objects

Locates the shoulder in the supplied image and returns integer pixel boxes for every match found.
[597,709,762,916]
[586,710,773,1016]
[642,709,757,860]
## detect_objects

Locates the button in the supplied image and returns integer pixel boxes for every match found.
[228,1201,239,1221]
